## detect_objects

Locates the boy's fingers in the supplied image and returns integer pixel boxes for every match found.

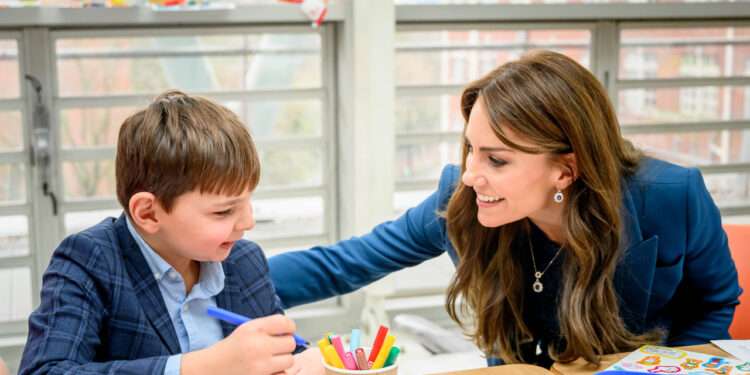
[267,335,297,354]
[248,314,297,335]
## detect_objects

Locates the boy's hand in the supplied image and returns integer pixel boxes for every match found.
[285,347,324,375]
[181,314,297,375]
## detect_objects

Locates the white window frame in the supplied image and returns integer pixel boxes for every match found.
[1,3,750,371]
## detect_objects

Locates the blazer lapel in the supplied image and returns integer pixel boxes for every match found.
[216,263,242,337]
[614,180,659,332]
[116,215,182,355]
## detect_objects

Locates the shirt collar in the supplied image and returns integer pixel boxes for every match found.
[124,215,225,296]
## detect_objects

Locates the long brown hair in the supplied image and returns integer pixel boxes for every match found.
[445,50,660,364]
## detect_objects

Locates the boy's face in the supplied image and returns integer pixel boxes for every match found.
[154,188,255,263]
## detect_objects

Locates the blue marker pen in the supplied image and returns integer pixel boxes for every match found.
[349,329,360,353]
[206,306,307,347]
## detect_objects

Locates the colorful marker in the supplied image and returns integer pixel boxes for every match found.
[349,329,360,352]
[383,346,401,367]
[323,345,344,368]
[317,337,331,352]
[344,352,357,370]
[206,306,307,347]
[331,335,357,370]
[355,347,370,370]
[372,334,396,369]
[368,325,389,363]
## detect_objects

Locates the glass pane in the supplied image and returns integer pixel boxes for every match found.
[628,129,750,166]
[620,27,750,79]
[248,196,324,241]
[62,160,116,200]
[56,34,319,54]
[397,141,461,181]
[396,30,590,86]
[224,100,323,138]
[0,216,28,258]
[394,189,432,216]
[724,215,750,224]
[704,172,750,206]
[0,163,26,204]
[57,34,321,96]
[61,107,136,148]
[0,267,32,322]
[391,254,455,292]
[0,111,22,151]
[396,95,464,133]
[618,86,750,125]
[258,146,323,188]
[64,209,122,235]
[0,39,19,99]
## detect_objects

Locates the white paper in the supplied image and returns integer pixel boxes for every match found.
[712,340,750,361]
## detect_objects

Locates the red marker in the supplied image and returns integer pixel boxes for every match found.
[368,325,389,363]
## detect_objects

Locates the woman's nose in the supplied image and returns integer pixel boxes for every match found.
[462,159,485,187]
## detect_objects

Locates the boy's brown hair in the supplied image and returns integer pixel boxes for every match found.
[116,90,260,214]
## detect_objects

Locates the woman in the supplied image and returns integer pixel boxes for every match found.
[269,50,740,367]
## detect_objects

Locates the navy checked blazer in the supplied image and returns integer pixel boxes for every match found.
[20,214,288,375]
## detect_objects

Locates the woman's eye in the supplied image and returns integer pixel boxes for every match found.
[488,156,507,167]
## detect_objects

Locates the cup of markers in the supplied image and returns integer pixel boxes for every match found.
[319,326,400,375]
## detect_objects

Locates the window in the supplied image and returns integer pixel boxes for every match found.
[390,24,592,297]
[52,28,336,254]
[0,34,34,334]
[618,25,750,210]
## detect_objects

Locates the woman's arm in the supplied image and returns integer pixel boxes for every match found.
[269,165,460,308]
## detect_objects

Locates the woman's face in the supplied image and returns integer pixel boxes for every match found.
[461,97,567,228]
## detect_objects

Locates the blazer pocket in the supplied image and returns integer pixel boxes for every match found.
[649,254,685,313]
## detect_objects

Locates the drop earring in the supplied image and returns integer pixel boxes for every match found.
[553,190,564,203]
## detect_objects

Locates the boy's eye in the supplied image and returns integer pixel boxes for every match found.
[488,156,507,167]
[214,209,233,216]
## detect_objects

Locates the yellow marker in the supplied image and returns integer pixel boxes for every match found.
[317,337,331,352]
[371,335,396,369]
[323,345,345,368]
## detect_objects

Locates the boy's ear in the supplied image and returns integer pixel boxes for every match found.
[129,192,160,234]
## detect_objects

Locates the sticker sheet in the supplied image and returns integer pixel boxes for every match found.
[603,345,750,374]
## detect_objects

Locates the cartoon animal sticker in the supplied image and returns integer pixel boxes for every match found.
[705,365,732,375]
[704,357,730,369]
[647,365,682,373]
[641,345,688,360]
[682,358,703,370]
[638,355,662,366]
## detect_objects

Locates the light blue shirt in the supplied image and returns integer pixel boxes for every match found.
[126,217,225,375]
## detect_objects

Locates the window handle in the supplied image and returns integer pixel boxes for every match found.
[25,74,58,216]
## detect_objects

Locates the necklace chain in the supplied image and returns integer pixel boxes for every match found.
[529,238,563,293]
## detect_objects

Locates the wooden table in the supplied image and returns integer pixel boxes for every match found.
[431,344,732,375]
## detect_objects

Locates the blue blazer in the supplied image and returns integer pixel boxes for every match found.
[270,158,741,345]
[20,214,286,375]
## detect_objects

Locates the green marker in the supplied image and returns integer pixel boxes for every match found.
[384,346,401,367]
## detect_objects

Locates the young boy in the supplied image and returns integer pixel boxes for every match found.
[19,91,322,375]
